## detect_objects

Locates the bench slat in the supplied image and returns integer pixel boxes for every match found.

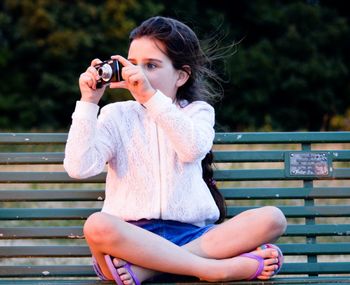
[0,152,64,165]
[227,205,350,218]
[215,169,285,180]
[1,187,349,202]
[0,265,94,277]
[1,263,350,277]
[2,205,350,220]
[279,243,350,254]
[285,224,350,236]
[0,131,340,145]
[0,280,112,285]
[215,168,350,180]
[2,132,350,144]
[0,208,98,220]
[0,279,349,285]
[0,227,84,239]
[282,262,350,274]
[0,172,106,183]
[0,278,346,285]
[214,150,285,162]
[1,224,349,239]
[333,168,350,179]
[0,245,90,257]
[2,149,350,164]
[1,243,349,257]
[0,190,105,201]
[222,187,350,199]
[214,150,350,162]
[0,133,67,144]
[2,169,350,183]
[0,281,110,285]
[214,132,350,144]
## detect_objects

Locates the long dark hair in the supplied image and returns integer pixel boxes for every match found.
[202,151,226,224]
[130,16,226,223]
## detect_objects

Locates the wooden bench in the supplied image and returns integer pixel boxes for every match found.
[1,132,350,284]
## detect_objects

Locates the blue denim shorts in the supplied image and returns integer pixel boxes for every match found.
[128,219,214,246]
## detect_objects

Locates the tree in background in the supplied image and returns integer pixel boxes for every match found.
[0,0,162,130]
[0,0,349,131]
[213,0,350,131]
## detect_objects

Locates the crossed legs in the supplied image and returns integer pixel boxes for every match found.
[84,206,287,283]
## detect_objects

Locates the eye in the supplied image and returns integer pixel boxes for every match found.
[145,63,157,70]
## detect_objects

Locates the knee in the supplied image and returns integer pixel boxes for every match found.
[83,212,122,245]
[260,206,287,236]
[83,212,108,244]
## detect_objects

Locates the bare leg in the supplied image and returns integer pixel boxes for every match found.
[184,206,287,258]
[85,213,215,280]
[183,206,287,280]
[127,206,286,282]
[84,206,286,282]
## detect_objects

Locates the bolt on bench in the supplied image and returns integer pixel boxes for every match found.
[0,132,350,284]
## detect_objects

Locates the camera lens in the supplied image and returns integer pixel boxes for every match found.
[98,64,113,82]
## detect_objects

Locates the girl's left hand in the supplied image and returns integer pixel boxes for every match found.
[110,55,156,104]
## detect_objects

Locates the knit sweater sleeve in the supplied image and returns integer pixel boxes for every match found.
[143,90,215,162]
[64,101,118,179]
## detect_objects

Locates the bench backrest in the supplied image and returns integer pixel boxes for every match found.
[1,132,350,279]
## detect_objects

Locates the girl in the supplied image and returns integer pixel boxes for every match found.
[64,16,287,285]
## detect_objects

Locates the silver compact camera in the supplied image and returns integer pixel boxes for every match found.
[94,59,122,89]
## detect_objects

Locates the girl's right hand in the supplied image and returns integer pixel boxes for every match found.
[79,59,107,104]
[110,55,156,104]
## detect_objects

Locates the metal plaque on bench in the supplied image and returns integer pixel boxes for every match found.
[285,151,333,178]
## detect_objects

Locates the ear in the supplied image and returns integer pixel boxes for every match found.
[176,65,191,87]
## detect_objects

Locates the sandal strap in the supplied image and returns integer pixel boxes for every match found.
[239,253,264,280]
[105,254,141,285]
[124,262,141,285]
[92,256,109,281]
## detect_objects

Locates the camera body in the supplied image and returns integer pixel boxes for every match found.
[94,59,122,89]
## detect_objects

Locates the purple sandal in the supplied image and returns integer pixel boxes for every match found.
[239,243,284,280]
[258,243,284,275]
[92,255,141,285]
[104,254,141,285]
[239,253,265,280]
[92,255,109,281]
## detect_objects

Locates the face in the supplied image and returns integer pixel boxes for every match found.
[128,37,185,101]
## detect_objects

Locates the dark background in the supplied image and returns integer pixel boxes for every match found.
[1,0,349,131]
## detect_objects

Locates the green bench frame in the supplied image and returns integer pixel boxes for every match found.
[1,132,350,284]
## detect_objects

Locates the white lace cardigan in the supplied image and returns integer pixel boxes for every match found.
[64,90,220,226]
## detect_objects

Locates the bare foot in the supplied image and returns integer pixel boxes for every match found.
[202,246,280,281]
[248,247,280,280]
[113,258,137,285]
[112,247,281,283]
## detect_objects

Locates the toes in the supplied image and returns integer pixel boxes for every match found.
[264,264,279,273]
[112,259,135,285]
[252,246,278,260]
[123,279,134,285]
[257,264,279,279]
[119,272,134,285]
[264,257,279,266]
[119,272,131,281]
[113,258,127,267]
[260,248,278,259]
[257,275,270,280]
[117,266,128,275]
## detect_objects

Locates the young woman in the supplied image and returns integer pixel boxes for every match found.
[64,16,287,285]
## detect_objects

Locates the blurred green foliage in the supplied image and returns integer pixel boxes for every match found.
[0,0,349,131]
